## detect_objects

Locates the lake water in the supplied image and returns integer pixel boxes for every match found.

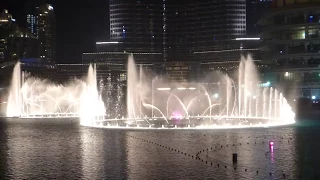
[0,118,319,179]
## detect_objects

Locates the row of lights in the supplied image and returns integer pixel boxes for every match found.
[83,52,163,55]
[194,48,259,54]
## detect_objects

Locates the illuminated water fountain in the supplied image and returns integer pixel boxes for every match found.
[6,63,105,125]
[6,54,295,129]
[92,55,295,129]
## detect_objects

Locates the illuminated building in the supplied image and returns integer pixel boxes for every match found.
[27,4,56,64]
[246,0,272,36]
[84,0,262,82]
[260,0,320,99]
[0,9,16,62]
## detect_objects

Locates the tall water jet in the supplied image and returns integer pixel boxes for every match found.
[139,64,142,118]
[127,54,139,121]
[80,64,105,126]
[7,62,21,117]
[238,58,244,116]
[115,77,124,118]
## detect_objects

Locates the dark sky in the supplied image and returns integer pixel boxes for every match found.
[0,0,109,63]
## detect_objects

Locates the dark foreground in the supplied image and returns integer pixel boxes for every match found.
[0,118,319,179]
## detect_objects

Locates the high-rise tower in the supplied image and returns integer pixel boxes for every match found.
[27,3,56,63]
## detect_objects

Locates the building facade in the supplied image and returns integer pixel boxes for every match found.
[0,9,40,63]
[260,0,320,99]
[246,0,273,36]
[27,4,56,64]
[84,0,260,82]
[0,9,15,62]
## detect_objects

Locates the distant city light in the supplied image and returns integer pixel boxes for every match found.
[285,72,289,77]
[253,96,257,99]
[96,42,119,45]
[188,87,196,90]
[48,5,54,10]
[214,93,219,98]
[235,38,260,41]
[312,96,316,100]
[157,88,171,91]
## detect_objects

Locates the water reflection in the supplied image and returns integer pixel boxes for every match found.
[0,118,319,179]
[5,118,83,179]
[81,128,128,179]
[0,119,9,179]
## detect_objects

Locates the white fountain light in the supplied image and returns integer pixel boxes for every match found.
[285,72,289,77]
[157,88,171,91]
[177,87,186,90]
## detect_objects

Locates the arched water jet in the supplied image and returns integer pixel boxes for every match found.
[43,93,63,113]
[166,93,189,118]
[201,104,220,117]
[186,94,202,113]
[143,103,168,124]
[64,102,80,114]
[198,85,212,120]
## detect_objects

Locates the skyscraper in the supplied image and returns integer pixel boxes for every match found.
[0,9,15,62]
[246,0,272,36]
[84,0,257,81]
[26,3,56,64]
[103,0,247,62]
[0,9,40,63]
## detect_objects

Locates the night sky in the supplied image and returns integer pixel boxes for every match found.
[0,0,109,63]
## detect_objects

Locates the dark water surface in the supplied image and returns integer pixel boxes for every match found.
[0,118,320,179]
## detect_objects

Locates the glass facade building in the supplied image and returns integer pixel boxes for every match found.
[84,0,263,82]
[27,4,56,64]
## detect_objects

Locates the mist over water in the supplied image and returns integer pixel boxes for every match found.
[6,63,105,125]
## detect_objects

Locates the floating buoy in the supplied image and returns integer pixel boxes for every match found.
[232,153,238,164]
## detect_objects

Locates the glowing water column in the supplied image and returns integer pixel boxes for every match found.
[6,62,22,117]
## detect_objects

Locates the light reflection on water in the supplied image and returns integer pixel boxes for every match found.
[0,118,319,179]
